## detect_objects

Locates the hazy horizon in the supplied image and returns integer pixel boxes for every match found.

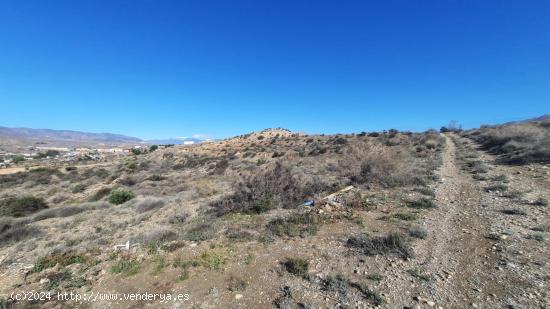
[1,113,548,141]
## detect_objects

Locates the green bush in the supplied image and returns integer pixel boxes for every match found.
[12,155,26,164]
[284,257,309,277]
[149,145,159,152]
[108,188,135,205]
[125,159,137,170]
[110,258,140,276]
[32,252,89,273]
[0,196,48,217]
[407,198,437,209]
[250,196,272,214]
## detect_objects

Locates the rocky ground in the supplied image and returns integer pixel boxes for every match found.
[379,133,549,308]
[0,129,548,308]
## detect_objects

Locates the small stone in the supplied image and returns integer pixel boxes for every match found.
[235,294,243,300]
[426,300,435,307]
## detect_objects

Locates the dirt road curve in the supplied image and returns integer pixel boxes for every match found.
[0,162,114,175]
[0,167,25,175]
[383,134,549,308]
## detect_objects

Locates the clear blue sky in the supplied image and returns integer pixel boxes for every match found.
[1,1,548,139]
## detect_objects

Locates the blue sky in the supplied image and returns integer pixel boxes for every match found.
[0,1,548,139]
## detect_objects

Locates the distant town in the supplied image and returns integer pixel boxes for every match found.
[0,144,181,168]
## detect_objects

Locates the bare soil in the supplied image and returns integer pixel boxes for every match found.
[1,131,548,308]
[381,134,549,308]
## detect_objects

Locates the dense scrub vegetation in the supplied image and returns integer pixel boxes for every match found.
[466,119,550,164]
[0,196,48,217]
[0,128,447,307]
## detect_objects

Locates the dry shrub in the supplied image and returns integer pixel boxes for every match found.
[210,162,330,216]
[342,143,424,187]
[117,176,136,186]
[321,275,385,306]
[146,174,165,181]
[211,159,229,175]
[347,233,412,259]
[185,220,218,241]
[138,228,178,249]
[469,120,550,164]
[174,154,213,170]
[28,168,62,185]
[228,276,248,291]
[192,179,218,197]
[0,217,39,245]
[224,227,254,241]
[0,168,63,187]
[80,168,110,179]
[32,202,109,221]
[167,212,190,225]
[89,187,111,202]
[267,212,322,238]
[134,197,165,213]
[32,251,90,273]
[50,194,70,204]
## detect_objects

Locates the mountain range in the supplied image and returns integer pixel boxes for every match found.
[0,126,204,148]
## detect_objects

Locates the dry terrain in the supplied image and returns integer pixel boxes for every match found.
[0,124,548,308]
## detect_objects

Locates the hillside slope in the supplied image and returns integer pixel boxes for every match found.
[0,126,143,147]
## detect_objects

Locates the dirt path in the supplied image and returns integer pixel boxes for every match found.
[417,134,502,306]
[0,167,25,175]
[0,161,116,175]
[382,133,549,308]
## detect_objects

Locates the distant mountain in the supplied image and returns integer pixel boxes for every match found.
[147,137,206,145]
[0,126,144,148]
[502,114,550,126]
[529,114,550,122]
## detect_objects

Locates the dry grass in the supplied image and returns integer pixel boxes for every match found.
[134,197,165,213]
[0,217,39,245]
[32,201,109,221]
[0,128,448,306]
[210,162,330,216]
[467,120,550,164]
[267,212,323,238]
[347,233,412,259]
